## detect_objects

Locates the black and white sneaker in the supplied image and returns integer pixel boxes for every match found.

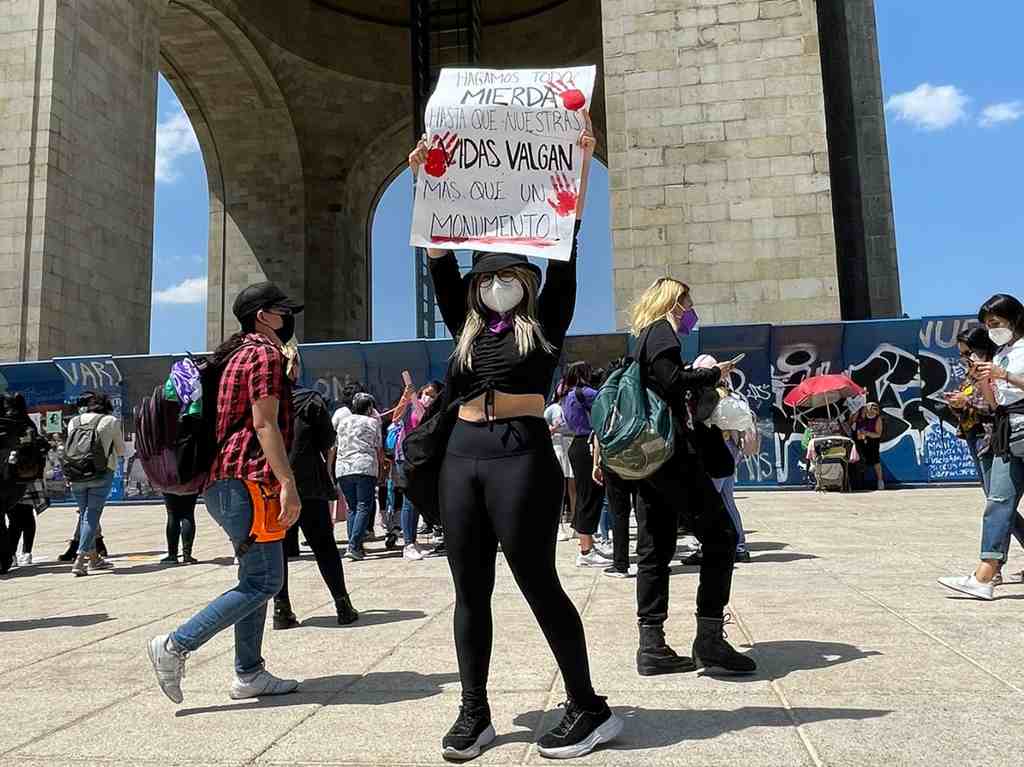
[442,704,496,762]
[537,698,623,759]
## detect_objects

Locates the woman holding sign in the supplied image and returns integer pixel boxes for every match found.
[408,111,622,762]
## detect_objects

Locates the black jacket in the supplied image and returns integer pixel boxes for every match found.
[289,388,336,501]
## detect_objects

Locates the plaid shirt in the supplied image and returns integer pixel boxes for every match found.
[208,334,293,487]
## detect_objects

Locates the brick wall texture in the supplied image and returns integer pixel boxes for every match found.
[602,0,843,329]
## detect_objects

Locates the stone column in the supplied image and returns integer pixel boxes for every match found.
[0,0,166,360]
[602,0,843,327]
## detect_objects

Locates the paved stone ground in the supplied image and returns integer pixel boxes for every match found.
[1,487,1022,766]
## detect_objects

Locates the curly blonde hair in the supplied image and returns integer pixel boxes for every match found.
[630,277,689,336]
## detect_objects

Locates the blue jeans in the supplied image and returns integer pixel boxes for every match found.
[171,479,284,676]
[340,474,376,552]
[401,500,420,545]
[598,497,612,539]
[71,473,114,554]
[980,455,1024,561]
[712,473,747,551]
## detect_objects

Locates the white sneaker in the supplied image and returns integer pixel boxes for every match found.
[557,524,573,542]
[17,553,33,566]
[403,544,425,561]
[230,669,299,700]
[147,634,188,704]
[938,574,994,601]
[576,549,613,568]
[593,541,614,560]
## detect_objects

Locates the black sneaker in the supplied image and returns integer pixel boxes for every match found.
[442,704,495,762]
[537,698,623,759]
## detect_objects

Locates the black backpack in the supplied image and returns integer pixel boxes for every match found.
[62,416,113,482]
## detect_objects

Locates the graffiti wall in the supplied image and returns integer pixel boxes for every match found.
[0,316,982,503]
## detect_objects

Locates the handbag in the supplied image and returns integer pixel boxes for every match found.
[401,394,460,515]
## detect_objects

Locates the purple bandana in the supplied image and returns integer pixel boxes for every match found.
[486,310,514,335]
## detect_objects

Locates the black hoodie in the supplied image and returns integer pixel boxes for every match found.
[289,387,337,501]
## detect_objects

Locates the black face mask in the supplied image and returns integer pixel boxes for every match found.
[275,314,295,345]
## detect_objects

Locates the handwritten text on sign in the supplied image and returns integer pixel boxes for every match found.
[410,66,596,261]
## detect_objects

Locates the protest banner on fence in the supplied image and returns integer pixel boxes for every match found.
[410,65,597,261]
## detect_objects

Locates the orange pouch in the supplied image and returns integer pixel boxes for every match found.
[243,481,288,543]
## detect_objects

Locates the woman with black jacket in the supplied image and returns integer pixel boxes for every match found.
[408,113,621,762]
[628,278,756,677]
[273,345,358,628]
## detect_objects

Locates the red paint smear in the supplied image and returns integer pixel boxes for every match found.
[429,236,557,247]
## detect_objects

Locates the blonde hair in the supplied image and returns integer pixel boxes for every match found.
[630,277,689,336]
[453,265,554,372]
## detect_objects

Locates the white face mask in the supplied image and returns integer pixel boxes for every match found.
[420,395,434,408]
[989,327,1014,347]
[479,277,524,314]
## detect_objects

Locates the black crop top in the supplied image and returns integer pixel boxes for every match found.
[428,221,581,399]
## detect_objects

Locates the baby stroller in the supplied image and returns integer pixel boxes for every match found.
[784,375,866,494]
[807,436,855,492]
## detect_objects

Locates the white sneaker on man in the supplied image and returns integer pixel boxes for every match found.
[17,553,33,566]
[230,669,299,700]
[938,574,994,601]
[147,634,188,704]
[576,549,612,568]
[403,544,425,561]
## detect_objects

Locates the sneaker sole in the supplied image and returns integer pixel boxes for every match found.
[538,714,623,759]
[442,723,496,762]
[146,637,184,704]
[937,579,994,601]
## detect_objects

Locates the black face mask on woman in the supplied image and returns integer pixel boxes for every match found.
[275,314,296,345]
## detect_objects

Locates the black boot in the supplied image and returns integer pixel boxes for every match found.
[384,531,398,551]
[692,614,757,674]
[95,536,108,558]
[636,624,696,676]
[273,598,300,630]
[336,595,359,626]
[181,546,198,565]
[58,538,79,562]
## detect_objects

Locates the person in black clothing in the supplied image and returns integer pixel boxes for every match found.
[1,393,45,573]
[409,112,621,762]
[628,277,756,677]
[162,493,199,564]
[273,344,358,629]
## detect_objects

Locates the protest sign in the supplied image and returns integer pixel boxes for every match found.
[45,410,62,434]
[410,66,597,261]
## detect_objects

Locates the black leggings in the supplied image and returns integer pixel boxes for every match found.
[635,452,737,624]
[441,417,599,709]
[164,493,198,557]
[278,497,349,604]
[568,436,604,535]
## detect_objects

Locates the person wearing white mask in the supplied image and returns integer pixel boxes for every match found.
[940,294,1024,600]
[407,113,622,762]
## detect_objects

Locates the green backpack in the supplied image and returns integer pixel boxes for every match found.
[591,331,675,480]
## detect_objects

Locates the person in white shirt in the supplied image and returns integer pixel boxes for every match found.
[65,392,125,576]
[940,294,1024,600]
[334,393,383,561]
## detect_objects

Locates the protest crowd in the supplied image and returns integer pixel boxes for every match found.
[2,72,1024,764]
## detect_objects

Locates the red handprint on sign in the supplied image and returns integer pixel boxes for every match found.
[425,132,460,178]
[547,173,578,218]
[546,79,586,111]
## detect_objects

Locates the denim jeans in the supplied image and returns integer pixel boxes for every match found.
[712,473,747,551]
[401,499,420,545]
[171,479,284,676]
[71,473,114,554]
[598,497,612,539]
[980,455,1024,561]
[340,474,376,552]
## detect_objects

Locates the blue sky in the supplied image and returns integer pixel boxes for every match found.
[149,5,1024,353]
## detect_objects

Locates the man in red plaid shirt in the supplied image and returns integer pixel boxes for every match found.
[148,282,304,705]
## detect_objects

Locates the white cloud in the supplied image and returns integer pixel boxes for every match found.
[155,107,200,183]
[885,83,968,131]
[979,100,1024,127]
[153,276,207,305]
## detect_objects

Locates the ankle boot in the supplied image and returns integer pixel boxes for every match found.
[58,538,79,562]
[335,594,359,626]
[71,553,89,577]
[273,598,300,630]
[95,536,108,558]
[692,614,757,674]
[636,624,696,676]
[181,546,198,565]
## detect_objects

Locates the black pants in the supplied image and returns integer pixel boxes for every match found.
[5,503,36,554]
[164,493,198,557]
[604,471,636,572]
[278,497,349,604]
[568,435,604,535]
[635,452,737,624]
[0,484,26,572]
[441,417,599,708]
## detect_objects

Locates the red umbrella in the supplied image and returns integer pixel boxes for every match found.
[783,374,865,409]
